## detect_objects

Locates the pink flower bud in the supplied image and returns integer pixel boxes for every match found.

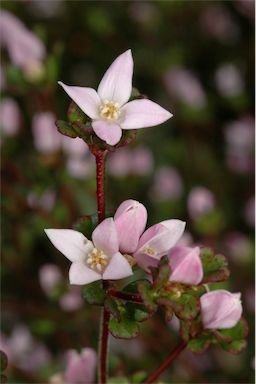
[200,290,243,329]
[64,348,97,384]
[114,199,147,253]
[32,112,61,154]
[168,246,203,285]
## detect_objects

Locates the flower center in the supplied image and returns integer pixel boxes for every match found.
[141,247,156,256]
[86,247,109,272]
[99,100,120,121]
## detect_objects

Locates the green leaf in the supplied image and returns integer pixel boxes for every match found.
[172,294,200,320]
[82,280,106,305]
[179,320,191,342]
[200,247,230,283]
[126,302,150,322]
[108,377,130,384]
[138,280,158,313]
[218,318,248,354]
[187,337,211,353]
[73,214,98,237]
[105,297,124,320]
[56,120,78,138]
[109,317,139,339]
[131,371,147,384]
[152,256,171,290]
[67,101,88,123]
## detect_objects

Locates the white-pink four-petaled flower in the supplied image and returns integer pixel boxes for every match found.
[58,50,172,146]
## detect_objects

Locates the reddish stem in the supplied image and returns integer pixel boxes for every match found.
[143,341,187,383]
[108,288,143,303]
[94,149,109,384]
[95,150,107,224]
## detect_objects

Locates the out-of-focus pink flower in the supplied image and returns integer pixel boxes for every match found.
[187,187,215,220]
[224,116,254,174]
[32,112,62,154]
[200,290,242,329]
[0,10,45,77]
[2,325,50,372]
[114,199,148,253]
[215,63,244,97]
[168,246,203,285]
[66,156,94,179]
[244,196,255,228]
[62,136,89,158]
[164,67,206,108]
[224,231,253,264]
[0,98,21,136]
[134,219,186,271]
[45,218,133,285]
[176,231,194,247]
[200,6,239,42]
[39,263,62,294]
[64,348,97,384]
[60,287,83,311]
[27,189,56,212]
[129,1,157,23]
[59,50,172,145]
[27,0,63,18]
[150,166,183,201]
[108,146,153,177]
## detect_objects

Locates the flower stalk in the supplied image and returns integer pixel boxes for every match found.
[143,340,187,383]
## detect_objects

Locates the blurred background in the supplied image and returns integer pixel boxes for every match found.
[1,0,254,383]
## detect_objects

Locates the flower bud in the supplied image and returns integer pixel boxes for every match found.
[168,246,203,285]
[114,199,147,253]
[200,290,242,329]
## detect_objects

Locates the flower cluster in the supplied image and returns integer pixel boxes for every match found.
[45,199,243,331]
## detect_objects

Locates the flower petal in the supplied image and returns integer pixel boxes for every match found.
[120,99,172,130]
[69,262,101,285]
[134,252,160,272]
[58,82,100,119]
[114,199,147,253]
[169,246,203,285]
[45,229,93,262]
[92,120,122,145]
[200,290,243,329]
[92,218,119,256]
[136,220,186,257]
[97,50,133,105]
[103,252,133,280]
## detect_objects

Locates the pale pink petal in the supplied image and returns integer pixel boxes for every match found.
[114,199,147,253]
[92,218,119,256]
[136,220,186,257]
[97,50,133,105]
[45,229,93,262]
[69,262,101,285]
[200,290,243,329]
[169,246,203,285]
[103,252,133,280]
[134,252,160,272]
[58,82,100,119]
[120,99,172,130]
[92,120,122,145]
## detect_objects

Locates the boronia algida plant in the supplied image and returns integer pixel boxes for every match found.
[44,50,247,384]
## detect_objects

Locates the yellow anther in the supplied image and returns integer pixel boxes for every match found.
[86,248,109,273]
[100,100,120,121]
[141,247,156,256]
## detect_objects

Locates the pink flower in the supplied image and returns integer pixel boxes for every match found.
[134,219,186,271]
[0,10,45,76]
[38,263,62,295]
[168,246,203,285]
[32,112,62,154]
[45,218,133,285]
[64,348,97,384]
[0,98,21,136]
[200,290,243,329]
[114,199,148,253]
[150,166,183,201]
[187,187,215,220]
[59,287,83,312]
[59,50,172,146]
